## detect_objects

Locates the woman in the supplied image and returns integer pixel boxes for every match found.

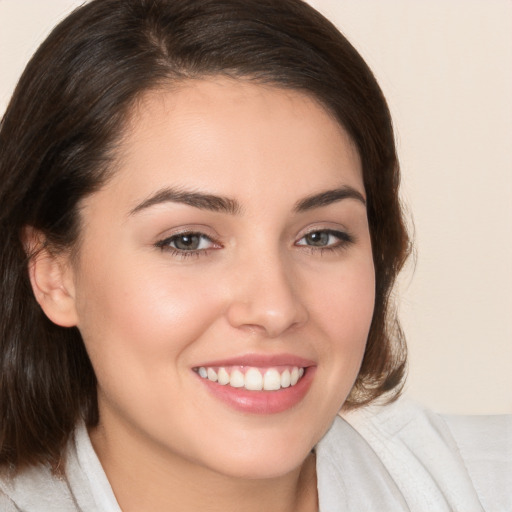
[0,1,509,510]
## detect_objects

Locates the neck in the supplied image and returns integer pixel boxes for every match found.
[89,420,318,512]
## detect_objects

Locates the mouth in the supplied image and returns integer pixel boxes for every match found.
[192,355,315,414]
[194,365,306,391]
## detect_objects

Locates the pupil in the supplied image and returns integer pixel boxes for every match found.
[175,234,200,250]
[307,231,328,246]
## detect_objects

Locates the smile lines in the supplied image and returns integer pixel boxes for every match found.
[196,366,305,391]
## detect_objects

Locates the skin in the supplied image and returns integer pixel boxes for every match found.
[31,78,375,511]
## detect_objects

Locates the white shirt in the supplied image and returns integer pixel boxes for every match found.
[1,398,510,511]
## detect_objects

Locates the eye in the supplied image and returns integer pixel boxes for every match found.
[296,229,353,250]
[156,232,218,253]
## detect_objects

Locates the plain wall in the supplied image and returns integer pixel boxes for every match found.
[1,0,511,414]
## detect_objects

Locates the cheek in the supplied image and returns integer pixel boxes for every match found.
[73,256,223,373]
[308,257,375,389]
[313,258,375,342]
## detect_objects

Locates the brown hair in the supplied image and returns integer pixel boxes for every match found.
[0,0,409,470]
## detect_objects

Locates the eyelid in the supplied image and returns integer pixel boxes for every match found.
[153,223,219,241]
[295,223,351,240]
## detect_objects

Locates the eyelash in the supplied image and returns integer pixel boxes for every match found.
[155,228,354,259]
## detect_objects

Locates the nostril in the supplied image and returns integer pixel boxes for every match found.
[226,302,308,338]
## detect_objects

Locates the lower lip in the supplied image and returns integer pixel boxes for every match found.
[196,367,316,414]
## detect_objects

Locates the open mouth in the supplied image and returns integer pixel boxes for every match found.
[193,358,315,414]
[194,365,306,391]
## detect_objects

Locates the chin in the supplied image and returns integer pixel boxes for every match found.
[209,451,311,480]
[191,427,319,480]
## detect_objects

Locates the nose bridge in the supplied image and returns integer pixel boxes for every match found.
[225,244,308,337]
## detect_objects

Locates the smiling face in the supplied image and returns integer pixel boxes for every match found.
[63,78,375,479]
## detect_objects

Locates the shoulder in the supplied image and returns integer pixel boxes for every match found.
[442,412,512,512]
[0,463,77,512]
[331,398,511,511]
[1,423,121,512]
[0,487,19,512]
[0,424,99,512]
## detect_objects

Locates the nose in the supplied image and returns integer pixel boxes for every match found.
[225,251,309,338]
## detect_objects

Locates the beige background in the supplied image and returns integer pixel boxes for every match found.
[1,0,511,414]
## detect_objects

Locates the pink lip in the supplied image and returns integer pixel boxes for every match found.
[193,353,316,415]
[194,353,315,369]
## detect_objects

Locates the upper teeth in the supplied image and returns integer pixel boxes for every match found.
[197,366,305,391]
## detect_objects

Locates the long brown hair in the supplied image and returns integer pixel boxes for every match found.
[0,0,409,470]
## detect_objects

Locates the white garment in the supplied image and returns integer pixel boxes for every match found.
[320,399,511,511]
[1,399,510,511]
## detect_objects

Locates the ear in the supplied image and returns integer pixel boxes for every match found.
[23,227,79,328]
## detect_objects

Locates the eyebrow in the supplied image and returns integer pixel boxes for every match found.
[294,186,366,212]
[129,187,242,216]
[129,184,365,216]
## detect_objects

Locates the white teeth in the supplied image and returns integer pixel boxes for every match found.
[290,367,299,386]
[217,367,230,385]
[263,368,281,391]
[245,368,263,390]
[230,369,245,388]
[281,369,291,388]
[197,365,306,391]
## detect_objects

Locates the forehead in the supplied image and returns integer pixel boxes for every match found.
[99,77,363,212]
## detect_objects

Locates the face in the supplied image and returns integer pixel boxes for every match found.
[67,78,375,479]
